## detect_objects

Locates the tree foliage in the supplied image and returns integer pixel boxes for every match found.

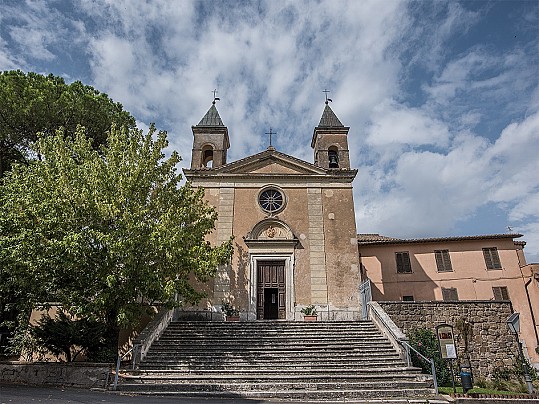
[407,327,452,386]
[0,70,136,176]
[0,125,233,356]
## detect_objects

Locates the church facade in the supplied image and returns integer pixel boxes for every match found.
[184,101,361,321]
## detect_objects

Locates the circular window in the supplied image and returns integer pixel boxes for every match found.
[258,188,285,214]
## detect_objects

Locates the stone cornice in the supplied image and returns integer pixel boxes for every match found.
[184,170,358,183]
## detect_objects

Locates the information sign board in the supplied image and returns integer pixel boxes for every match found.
[436,324,457,359]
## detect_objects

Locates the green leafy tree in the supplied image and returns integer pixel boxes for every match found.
[0,70,136,177]
[0,125,233,359]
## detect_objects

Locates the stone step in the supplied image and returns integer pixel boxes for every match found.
[157,336,391,347]
[139,357,404,367]
[164,325,380,331]
[142,355,402,365]
[145,348,397,357]
[116,380,431,392]
[139,364,406,371]
[113,387,435,400]
[121,368,424,379]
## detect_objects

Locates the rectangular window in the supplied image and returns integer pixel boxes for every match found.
[396,252,412,273]
[493,286,510,301]
[483,247,502,270]
[402,295,414,301]
[442,287,459,301]
[435,250,453,272]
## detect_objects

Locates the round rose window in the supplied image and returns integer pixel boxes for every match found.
[258,188,285,214]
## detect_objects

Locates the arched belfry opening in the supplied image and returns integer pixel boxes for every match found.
[244,219,298,320]
[328,146,339,168]
[201,144,214,168]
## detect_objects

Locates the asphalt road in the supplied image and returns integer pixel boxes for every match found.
[0,385,271,404]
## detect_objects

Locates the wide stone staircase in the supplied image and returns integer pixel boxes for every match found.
[114,320,440,402]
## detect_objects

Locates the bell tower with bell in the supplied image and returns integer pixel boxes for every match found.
[311,92,351,169]
[190,91,230,169]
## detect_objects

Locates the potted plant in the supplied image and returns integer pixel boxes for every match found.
[221,301,240,321]
[301,304,318,321]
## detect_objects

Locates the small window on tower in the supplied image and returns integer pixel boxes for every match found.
[202,145,214,168]
[328,147,339,168]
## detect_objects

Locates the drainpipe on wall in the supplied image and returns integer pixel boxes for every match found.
[524,277,539,347]
[516,245,539,347]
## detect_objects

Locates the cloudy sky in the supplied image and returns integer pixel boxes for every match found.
[1,0,538,261]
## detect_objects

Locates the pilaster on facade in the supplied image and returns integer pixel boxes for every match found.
[308,187,328,303]
[214,187,235,301]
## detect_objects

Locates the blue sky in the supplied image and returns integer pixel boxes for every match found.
[1,0,538,261]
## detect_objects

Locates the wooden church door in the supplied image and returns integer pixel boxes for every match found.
[256,260,286,319]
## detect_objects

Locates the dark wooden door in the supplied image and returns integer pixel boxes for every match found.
[257,260,286,319]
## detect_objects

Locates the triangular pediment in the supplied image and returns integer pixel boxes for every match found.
[212,149,327,175]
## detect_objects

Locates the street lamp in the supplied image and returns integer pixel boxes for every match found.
[506,313,534,394]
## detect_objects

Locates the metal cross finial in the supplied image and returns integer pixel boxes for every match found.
[323,89,332,104]
[212,89,220,105]
[265,128,276,148]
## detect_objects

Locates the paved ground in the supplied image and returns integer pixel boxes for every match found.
[0,385,269,404]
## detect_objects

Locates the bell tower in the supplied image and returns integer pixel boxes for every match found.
[311,101,350,169]
[190,101,230,169]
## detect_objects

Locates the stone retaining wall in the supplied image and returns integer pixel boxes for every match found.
[0,361,112,388]
[378,301,517,378]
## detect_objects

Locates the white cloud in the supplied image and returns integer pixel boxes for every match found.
[366,100,451,148]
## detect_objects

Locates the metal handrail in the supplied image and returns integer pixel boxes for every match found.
[112,343,141,391]
[367,303,439,396]
[400,340,439,396]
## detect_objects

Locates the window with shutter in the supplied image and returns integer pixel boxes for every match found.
[395,252,412,273]
[483,247,502,270]
[435,250,453,272]
[442,287,459,301]
[492,286,510,301]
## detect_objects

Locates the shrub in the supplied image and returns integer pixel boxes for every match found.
[407,327,452,386]
[221,301,239,317]
[31,311,113,362]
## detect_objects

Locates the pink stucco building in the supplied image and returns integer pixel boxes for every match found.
[358,233,539,366]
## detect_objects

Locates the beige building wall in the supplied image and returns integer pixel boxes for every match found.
[359,236,539,365]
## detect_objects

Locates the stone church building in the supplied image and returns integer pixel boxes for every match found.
[183,101,539,366]
[184,101,360,321]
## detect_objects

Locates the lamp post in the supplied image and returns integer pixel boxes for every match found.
[506,313,534,394]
